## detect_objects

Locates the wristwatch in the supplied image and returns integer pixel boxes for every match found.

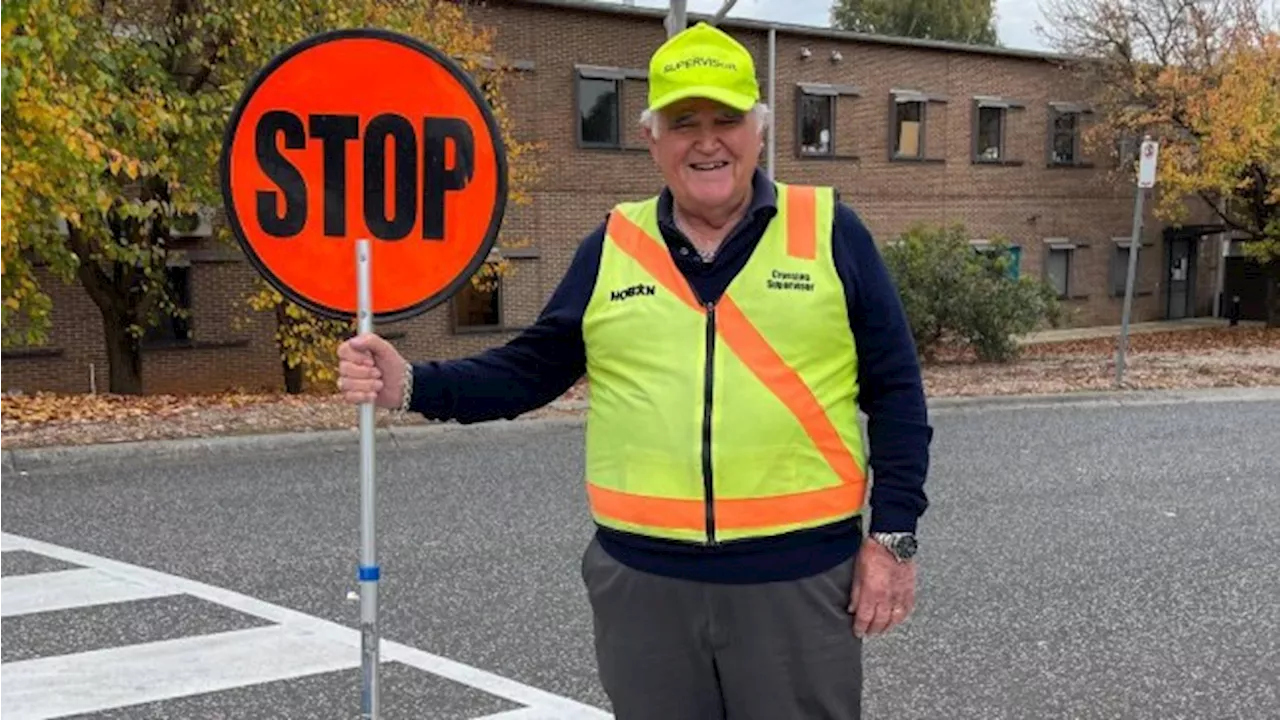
[870,532,918,562]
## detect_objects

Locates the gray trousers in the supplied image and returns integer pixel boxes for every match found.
[581,537,862,720]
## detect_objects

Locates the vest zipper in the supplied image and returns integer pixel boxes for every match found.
[702,301,717,545]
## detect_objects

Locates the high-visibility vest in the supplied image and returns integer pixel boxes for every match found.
[581,182,867,544]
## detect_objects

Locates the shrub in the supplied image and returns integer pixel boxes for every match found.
[882,223,1064,363]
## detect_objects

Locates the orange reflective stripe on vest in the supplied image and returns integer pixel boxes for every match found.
[586,480,864,531]
[714,297,864,487]
[786,184,818,260]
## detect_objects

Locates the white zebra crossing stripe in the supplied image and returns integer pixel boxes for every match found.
[0,532,611,720]
[2,625,358,719]
[472,708,585,720]
[1,567,178,618]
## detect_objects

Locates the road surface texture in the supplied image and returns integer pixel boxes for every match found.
[3,390,1278,719]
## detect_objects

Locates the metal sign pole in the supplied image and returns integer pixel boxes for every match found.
[220,34,507,718]
[356,239,379,718]
[767,26,776,179]
[1117,136,1158,387]
[665,0,686,37]
[1116,189,1145,386]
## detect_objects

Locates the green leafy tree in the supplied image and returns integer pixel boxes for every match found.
[2,0,537,394]
[830,0,1000,45]
[882,223,1063,363]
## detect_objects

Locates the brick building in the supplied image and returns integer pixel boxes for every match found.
[1,0,1230,396]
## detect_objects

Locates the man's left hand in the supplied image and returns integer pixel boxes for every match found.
[848,538,916,638]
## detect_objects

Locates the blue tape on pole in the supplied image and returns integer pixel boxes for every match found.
[358,565,380,581]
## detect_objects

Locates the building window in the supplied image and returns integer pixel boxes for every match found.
[893,99,924,159]
[1116,130,1141,169]
[1045,243,1073,297]
[975,105,1004,162]
[145,265,193,345]
[574,65,647,150]
[1050,110,1081,165]
[453,262,502,330]
[972,240,1022,280]
[577,76,619,147]
[1111,240,1142,296]
[798,91,834,156]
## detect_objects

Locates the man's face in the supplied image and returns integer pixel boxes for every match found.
[645,97,761,215]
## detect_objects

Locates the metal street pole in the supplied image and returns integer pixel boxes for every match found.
[665,0,686,37]
[767,26,776,179]
[1116,190,1145,386]
[1117,136,1159,387]
[356,239,380,719]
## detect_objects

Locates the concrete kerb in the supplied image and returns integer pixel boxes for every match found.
[927,385,1280,412]
[4,386,1278,474]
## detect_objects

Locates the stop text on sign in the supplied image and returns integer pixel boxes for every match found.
[256,111,474,242]
[219,28,507,323]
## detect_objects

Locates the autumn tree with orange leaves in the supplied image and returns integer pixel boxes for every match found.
[1040,0,1280,325]
[2,0,539,394]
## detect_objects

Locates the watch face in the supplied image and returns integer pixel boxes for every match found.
[897,535,918,559]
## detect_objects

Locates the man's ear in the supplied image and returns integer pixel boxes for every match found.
[642,124,660,163]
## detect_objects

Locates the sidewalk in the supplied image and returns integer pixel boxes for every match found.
[1018,317,1260,345]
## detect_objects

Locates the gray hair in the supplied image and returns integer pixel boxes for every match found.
[638,102,771,139]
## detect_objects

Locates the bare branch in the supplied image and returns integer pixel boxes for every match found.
[711,0,738,24]
[1198,190,1258,237]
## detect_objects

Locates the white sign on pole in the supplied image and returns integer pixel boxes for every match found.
[1137,139,1159,188]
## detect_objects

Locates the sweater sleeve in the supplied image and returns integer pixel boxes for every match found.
[407,223,604,424]
[831,203,933,533]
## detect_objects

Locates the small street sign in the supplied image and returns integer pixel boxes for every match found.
[220,28,508,322]
[1137,138,1159,188]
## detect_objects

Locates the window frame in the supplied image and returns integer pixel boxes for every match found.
[1047,102,1093,168]
[970,238,1022,280]
[796,88,835,158]
[450,259,505,333]
[143,261,194,347]
[971,96,1026,166]
[794,83,861,160]
[574,64,647,151]
[888,89,947,163]
[1110,236,1153,297]
[1042,238,1077,299]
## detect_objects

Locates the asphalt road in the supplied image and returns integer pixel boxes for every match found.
[3,391,1279,719]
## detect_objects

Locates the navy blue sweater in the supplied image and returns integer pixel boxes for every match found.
[409,171,932,584]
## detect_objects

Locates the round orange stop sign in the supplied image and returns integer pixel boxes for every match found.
[220,29,507,321]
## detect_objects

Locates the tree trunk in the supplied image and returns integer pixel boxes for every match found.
[102,308,144,395]
[283,360,304,394]
[66,178,174,396]
[74,239,146,396]
[275,302,305,394]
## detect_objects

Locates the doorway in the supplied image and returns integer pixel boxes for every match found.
[1165,234,1197,319]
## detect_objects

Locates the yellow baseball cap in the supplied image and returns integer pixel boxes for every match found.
[648,22,759,113]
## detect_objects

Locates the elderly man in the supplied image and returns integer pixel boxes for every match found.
[337,21,931,720]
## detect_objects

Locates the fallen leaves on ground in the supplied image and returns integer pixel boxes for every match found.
[925,327,1280,397]
[2,328,1275,449]
[0,381,589,449]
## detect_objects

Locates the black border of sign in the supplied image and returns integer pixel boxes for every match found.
[218,27,508,324]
